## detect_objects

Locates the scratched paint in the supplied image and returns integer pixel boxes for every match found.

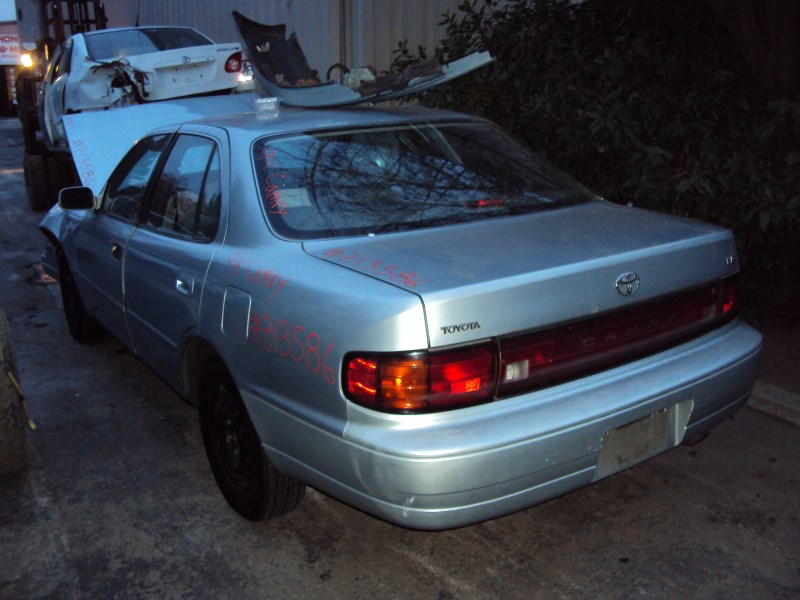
[256,146,288,215]
[70,138,96,188]
[320,248,426,288]
[227,252,291,299]
[248,310,336,385]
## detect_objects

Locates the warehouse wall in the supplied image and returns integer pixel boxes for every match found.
[102,0,463,77]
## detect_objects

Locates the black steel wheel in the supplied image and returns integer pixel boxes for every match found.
[58,256,104,342]
[199,360,305,521]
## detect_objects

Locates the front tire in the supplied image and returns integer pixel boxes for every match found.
[199,360,305,521]
[23,153,51,211]
[46,155,78,207]
[58,256,104,342]
[0,308,30,475]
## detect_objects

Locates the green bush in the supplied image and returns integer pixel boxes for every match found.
[396,0,799,310]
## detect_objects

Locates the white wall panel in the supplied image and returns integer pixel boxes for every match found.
[101,0,463,79]
[348,0,461,70]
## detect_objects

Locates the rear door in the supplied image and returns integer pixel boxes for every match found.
[123,132,225,387]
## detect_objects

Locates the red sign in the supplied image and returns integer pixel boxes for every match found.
[0,23,19,66]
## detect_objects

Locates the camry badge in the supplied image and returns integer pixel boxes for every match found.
[615,272,640,296]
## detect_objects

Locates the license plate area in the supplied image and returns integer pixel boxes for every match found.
[594,399,693,481]
[160,61,215,85]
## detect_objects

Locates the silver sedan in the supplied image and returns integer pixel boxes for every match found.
[40,105,763,530]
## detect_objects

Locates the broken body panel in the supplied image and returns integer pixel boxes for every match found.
[40,27,243,150]
[232,10,493,108]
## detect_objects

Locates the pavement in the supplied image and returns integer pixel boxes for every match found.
[747,298,800,426]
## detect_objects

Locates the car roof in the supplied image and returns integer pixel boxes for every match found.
[181,104,482,138]
[61,95,482,195]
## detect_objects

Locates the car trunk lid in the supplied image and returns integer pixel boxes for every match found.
[130,45,239,99]
[304,200,739,349]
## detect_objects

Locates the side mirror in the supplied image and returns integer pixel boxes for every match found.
[58,186,95,210]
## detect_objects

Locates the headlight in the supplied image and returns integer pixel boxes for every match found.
[238,59,254,83]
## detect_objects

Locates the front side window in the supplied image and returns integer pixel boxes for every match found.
[145,135,220,240]
[252,121,595,240]
[103,134,170,222]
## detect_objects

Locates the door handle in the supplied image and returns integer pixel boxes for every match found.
[176,277,194,296]
[111,243,123,260]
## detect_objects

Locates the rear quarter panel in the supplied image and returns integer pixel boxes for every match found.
[196,152,428,439]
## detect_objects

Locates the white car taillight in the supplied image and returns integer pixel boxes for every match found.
[225,51,243,73]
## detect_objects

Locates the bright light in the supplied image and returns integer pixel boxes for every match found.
[238,60,254,83]
[20,54,33,68]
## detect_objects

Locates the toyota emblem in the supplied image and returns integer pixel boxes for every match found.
[615,272,640,296]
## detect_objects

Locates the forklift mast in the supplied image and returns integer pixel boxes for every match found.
[44,0,108,54]
[17,1,109,208]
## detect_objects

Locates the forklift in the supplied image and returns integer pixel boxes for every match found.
[16,0,107,210]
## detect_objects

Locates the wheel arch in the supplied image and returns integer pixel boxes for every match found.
[181,335,225,408]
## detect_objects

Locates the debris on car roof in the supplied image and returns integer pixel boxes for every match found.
[232,10,493,108]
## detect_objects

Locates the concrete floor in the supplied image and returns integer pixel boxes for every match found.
[1,118,798,599]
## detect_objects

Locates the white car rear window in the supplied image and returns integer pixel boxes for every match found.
[85,28,213,60]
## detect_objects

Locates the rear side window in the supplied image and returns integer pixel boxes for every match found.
[103,134,170,222]
[46,40,73,83]
[145,135,221,241]
[252,121,595,240]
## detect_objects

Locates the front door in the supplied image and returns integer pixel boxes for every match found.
[71,133,171,346]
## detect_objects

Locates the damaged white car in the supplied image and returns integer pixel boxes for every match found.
[40,26,244,148]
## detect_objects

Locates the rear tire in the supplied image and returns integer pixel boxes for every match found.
[46,155,78,207]
[199,360,305,520]
[23,153,52,211]
[58,256,104,342]
[0,309,30,475]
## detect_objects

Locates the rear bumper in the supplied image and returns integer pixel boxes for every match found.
[250,319,762,530]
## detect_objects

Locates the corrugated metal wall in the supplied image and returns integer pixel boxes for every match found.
[101,0,463,76]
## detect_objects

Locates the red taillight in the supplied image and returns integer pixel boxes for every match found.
[498,277,739,396]
[346,346,495,413]
[345,277,738,414]
[721,281,737,314]
[225,51,243,73]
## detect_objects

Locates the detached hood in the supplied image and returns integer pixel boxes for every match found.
[304,201,739,348]
[233,10,493,108]
[63,93,258,195]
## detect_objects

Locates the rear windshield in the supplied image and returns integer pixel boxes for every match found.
[252,121,595,240]
[85,28,212,60]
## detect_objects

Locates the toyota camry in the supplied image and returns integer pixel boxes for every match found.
[39,103,763,529]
